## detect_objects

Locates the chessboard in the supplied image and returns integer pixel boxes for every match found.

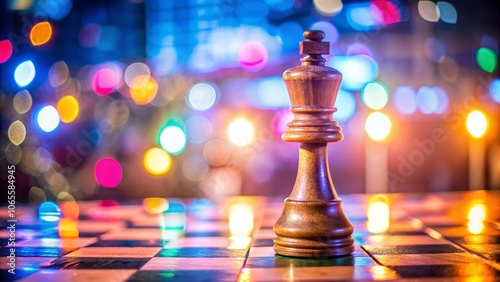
[1,191,499,281]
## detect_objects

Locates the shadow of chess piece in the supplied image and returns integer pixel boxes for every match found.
[273,30,354,258]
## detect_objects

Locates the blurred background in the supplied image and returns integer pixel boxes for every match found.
[1,0,499,204]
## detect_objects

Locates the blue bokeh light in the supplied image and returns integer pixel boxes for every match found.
[14,60,36,87]
[38,201,61,222]
[245,76,290,108]
[36,105,60,133]
[416,86,439,114]
[394,86,417,115]
[328,55,379,90]
[334,90,356,122]
[490,78,500,103]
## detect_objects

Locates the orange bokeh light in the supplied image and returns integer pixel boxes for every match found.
[30,22,53,46]
[60,201,80,220]
[130,75,158,105]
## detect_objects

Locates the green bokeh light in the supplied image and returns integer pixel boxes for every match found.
[362,82,389,110]
[476,47,497,73]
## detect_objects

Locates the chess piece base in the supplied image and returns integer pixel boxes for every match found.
[273,198,354,258]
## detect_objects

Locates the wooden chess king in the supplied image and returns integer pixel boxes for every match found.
[273,30,354,257]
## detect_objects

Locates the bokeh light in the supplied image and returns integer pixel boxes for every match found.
[476,47,497,73]
[59,218,79,238]
[130,76,158,105]
[229,202,254,237]
[187,82,218,111]
[466,110,488,139]
[94,157,122,188]
[14,60,36,87]
[490,78,500,103]
[30,21,53,46]
[39,201,61,222]
[310,21,339,45]
[0,39,13,63]
[49,61,69,87]
[185,115,213,144]
[203,139,232,166]
[159,125,187,155]
[36,105,60,132]
[182,155,209,182]
[8,120,26,145]
[29,186,47,205]
[367,196,390,233]
[365,112,392,141]
[34,147,53,173]
[433,86,449,114]
[370,0,400,25]
[92,67,118,95]
[437,1,457,24]
[416,86,438,114]
[144,147,172,175]
[125,62,151,88]
[362,82,389,110]
[228,118,255,147]
[313,0,343,16]
[334,90,356,122]
[271,109,294,137]
[238,41,268,72]
[393,86,417,115]
[143,197,169,214]
[418,1,439,22]
[328,55,379,90]
[468,204,486,234]
[59,201,79,220]
[56,95,79,123]
[35,0,73,20]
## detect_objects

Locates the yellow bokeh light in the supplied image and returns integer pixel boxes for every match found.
[467,204,486,235]
[144,147,172,175]
[468,204,486,221]
[365,112,392,141]
[227,118,255,147]
[8,120,26,145]
[30,21,53,46]
[58,218,79,238]
[143,197,169,214]
[56,95,79,123]
[466,110,488,138]
[229,202,254,237]
[367,196,390,233]
[130,75,158,105]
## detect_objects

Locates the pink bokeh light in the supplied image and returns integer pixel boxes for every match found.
[238,41,268,72]
[0,39,13,64]
[94,157,122,188]
[92,68,117,96]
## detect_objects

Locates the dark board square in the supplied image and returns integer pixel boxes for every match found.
[184,231,228,237]
[252,239,274,247]
[41,257,150,269]
[0,247,77,257]
[245,255,374,268]
[0,267,39,281]
[390,264,500,278]
[448,235,500,244]
[128,270,238,282]
[89,240,166,247]
[362,244,463,255]
[156,247,247,258]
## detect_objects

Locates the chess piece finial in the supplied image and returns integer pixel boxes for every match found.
[273,30,354,258]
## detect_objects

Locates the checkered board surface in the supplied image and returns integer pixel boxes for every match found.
[1,191,499,281]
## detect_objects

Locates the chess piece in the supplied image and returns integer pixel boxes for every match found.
[273,30,354,257]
